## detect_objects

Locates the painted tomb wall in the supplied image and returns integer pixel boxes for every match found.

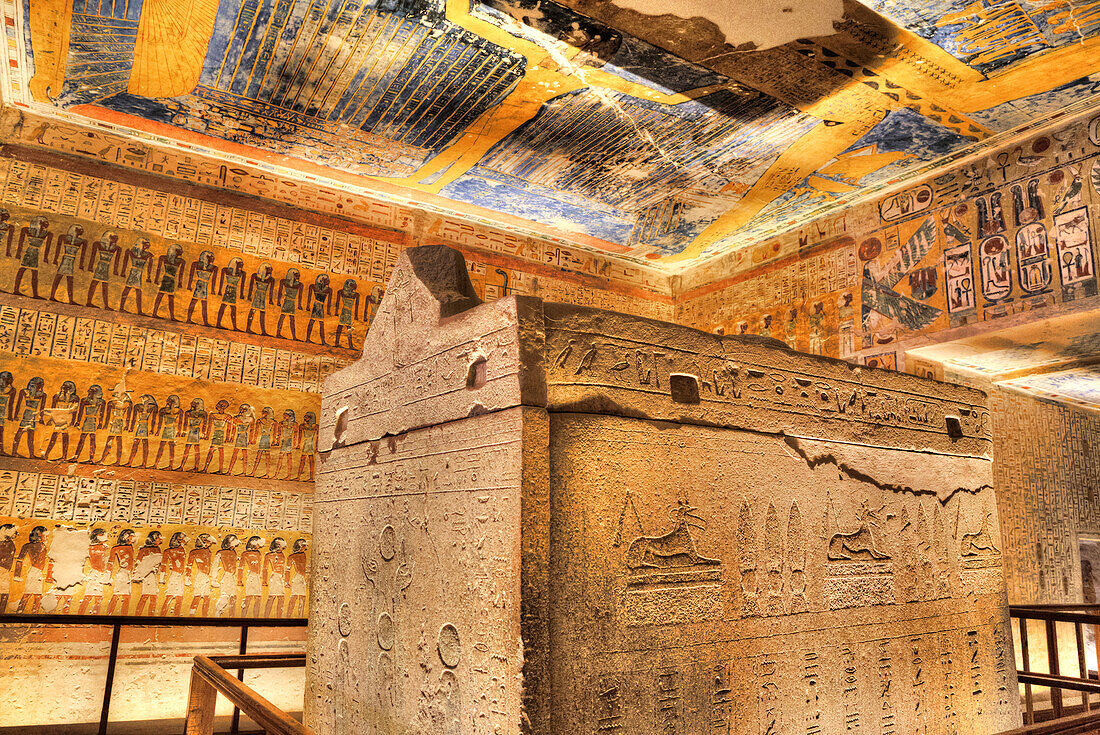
[677,106,1100,612]
[678,107,1100,370]
[0,133,667,728]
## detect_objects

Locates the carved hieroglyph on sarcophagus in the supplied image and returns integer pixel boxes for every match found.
[308,245,1019,734]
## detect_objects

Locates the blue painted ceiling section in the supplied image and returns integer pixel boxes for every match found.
[14,0,1100,260]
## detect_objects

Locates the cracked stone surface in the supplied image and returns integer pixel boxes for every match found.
[308,245,1020,735]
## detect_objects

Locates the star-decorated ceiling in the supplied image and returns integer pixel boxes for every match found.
[5,0,1100,271]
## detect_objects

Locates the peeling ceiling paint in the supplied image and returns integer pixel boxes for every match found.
[610,0,845,52]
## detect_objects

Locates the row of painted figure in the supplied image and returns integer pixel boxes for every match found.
[0,524,308,617]
[0,374,318,479]
[0,212,383,348]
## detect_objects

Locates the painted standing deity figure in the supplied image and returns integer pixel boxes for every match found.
[47,224,87,303]
[333,279,361,349]
[216,258,246,331]
[364,284,384,326]
[760,314,775,339]
[305,274,332,345]
[78,528,109,614]
[96,390,133,465]
[13,526,50,613]
[238,536,263,617]
[807,302,826,355]
[186,534,215,616]
[186,251,217,326]
[13,217,52,299]
[783,307,799,348]
[152,244,186,321]
[0,524,16,612]
[296,411,318,481]
[153,395,182,469]
[85,232,121,309]
[70,384,105,463]
[202,399,233,474]
[249,406,277,477]
[176,398,208,472]
[213,534,240,617]
[245,263,275,336]
[273,409,297,480]
[105,529,135,614]
[263,538,287,617]
[227,403,255,476]
[118,238,154,315]
[285,539,307,618]
[837,292,855,358]
[0,209,14,257]
[160,532,188,616]
[0,372,14,456]
[43,381,79,461]
[133,531,163,616]
[275,269,302,340]
[11,376,46,458]
[125,395,158,467]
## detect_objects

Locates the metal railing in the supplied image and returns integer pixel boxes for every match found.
[1005,605,1100,734]
[0,612,306,735]
[185,653,311,735]
[998,710,1100,735]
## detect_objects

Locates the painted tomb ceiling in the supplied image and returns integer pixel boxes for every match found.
[5,0,1100,270]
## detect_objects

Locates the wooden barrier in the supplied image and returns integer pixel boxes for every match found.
[183,653,311,735]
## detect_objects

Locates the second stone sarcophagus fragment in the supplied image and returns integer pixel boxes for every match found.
[307,245,1019,734]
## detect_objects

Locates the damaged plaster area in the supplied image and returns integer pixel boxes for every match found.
[783,434,992,504]
[611,0,846,50]
[40,527,90,606]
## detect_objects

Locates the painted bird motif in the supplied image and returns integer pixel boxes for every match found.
[1013,146,1045,169]
[1056,172,1083,214]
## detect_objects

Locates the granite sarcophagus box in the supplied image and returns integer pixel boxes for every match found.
[307,245,1019,734]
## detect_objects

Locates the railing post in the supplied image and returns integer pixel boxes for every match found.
[184,668,219,735]
[1020,615,1034,724]
[1048,618,1064,718]
[1075,622,1089,712]
[232,625,249,735]
[98,622,121,735]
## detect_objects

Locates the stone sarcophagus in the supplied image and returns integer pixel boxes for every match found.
[307,245,1020,734]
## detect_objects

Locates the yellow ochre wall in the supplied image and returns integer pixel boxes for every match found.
[0,114,670,728]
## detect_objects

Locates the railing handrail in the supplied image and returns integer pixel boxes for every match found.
[208,652,306,670]
[1018,671,1100,696]
[1011,605,1100,625]
[1013,604,1100,608]
[186,652,312,735]
[996,708,1100,735]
